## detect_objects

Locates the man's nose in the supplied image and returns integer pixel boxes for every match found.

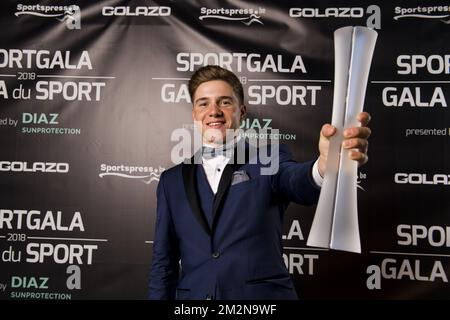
[208,103,223,116]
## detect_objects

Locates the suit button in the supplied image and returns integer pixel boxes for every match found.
[212,251,220,259]
[206,294,212,300]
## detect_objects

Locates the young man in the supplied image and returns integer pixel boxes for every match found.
[148,65,371,300]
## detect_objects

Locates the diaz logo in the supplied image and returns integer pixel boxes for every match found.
[199,7,266,26]
[99,164,165,185]
[394,6,450,24]
[15,4,81,30]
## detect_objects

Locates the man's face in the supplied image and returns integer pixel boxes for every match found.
[192,80,246,145]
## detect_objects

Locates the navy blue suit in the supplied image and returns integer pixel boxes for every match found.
[148,143,320,300]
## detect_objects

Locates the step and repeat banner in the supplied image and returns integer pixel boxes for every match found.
[0,0,449,300]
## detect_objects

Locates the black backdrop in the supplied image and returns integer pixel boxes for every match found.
[0,0,449,300]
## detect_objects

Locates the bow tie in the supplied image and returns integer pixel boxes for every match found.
[202,145,234,160]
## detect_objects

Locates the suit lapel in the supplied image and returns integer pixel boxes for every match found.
[182,160,211,236]
[182,141,252,237]
[211,162,238,234]
[211,143,251,234]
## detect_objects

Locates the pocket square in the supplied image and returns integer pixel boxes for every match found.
[231,170,250,186]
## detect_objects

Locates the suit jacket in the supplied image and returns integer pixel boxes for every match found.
[148,143,320,300]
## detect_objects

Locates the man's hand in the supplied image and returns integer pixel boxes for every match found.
[318,112,371,177]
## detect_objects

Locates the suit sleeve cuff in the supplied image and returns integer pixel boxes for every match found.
[312,158,324,188]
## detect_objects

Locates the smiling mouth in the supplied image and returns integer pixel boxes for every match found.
[206,121,226,129]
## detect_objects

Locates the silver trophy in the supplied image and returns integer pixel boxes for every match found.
[307,26,378,253]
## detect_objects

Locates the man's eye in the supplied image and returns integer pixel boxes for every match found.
[221,100,232,105]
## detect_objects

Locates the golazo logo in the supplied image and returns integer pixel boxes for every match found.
[289,5,381,29]
[15,4,81,30]
[199,7,266,26]
[0,161,69,173]
[99,164,165,185]
[394,6,450,24]
[102,6,171,17]
[394,173,450,185]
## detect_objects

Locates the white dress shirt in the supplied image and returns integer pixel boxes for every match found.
[202,154,231,194]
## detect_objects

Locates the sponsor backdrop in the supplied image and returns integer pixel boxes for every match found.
[0,0,449,300]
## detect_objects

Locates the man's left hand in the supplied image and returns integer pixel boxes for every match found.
[318,112,371,177]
